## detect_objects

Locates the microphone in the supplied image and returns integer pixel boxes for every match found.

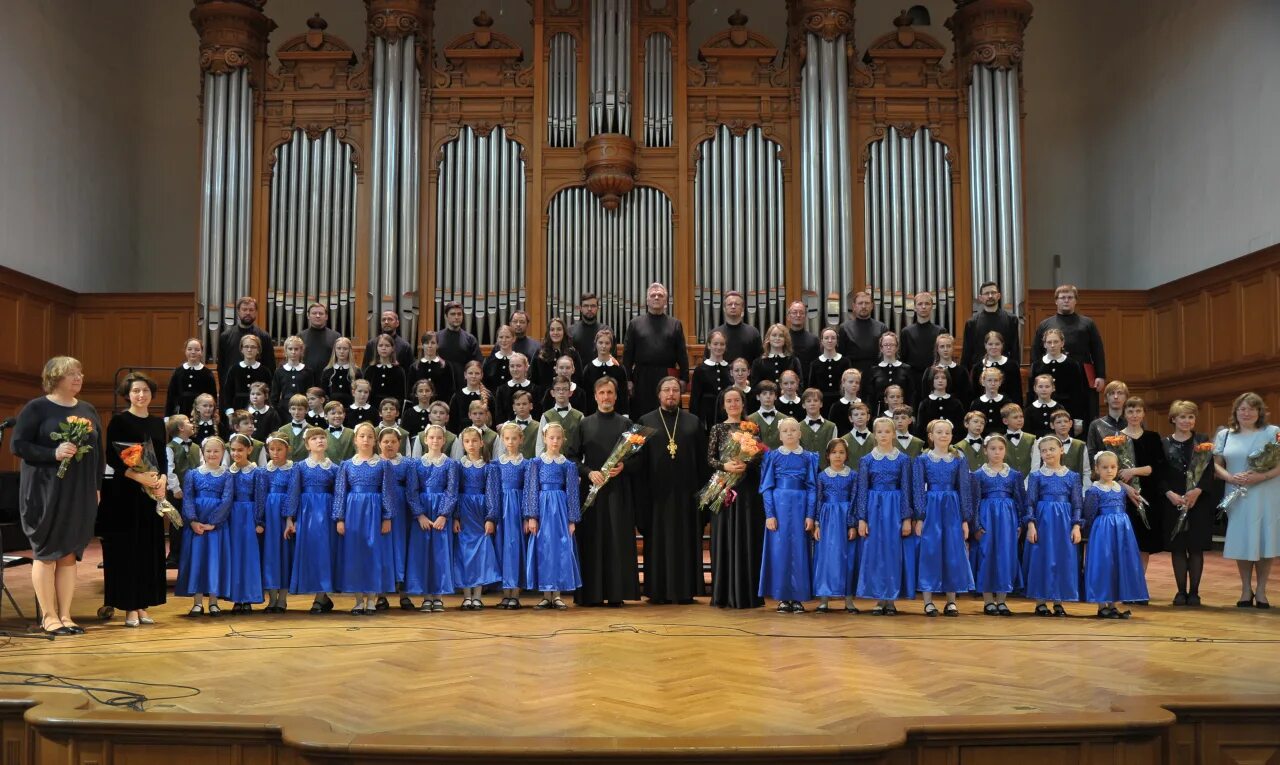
[0,417,15,431]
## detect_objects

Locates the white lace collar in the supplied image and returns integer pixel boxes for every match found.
[283,362,305,372]
[249,405,270,415]
[239,360,261,369]
[411,404,429,414]
[507,378,531,388]
[737,384,752,394]
[979,394,1005,403]
[778,445,805,455]
[1031,399,1058,409]
[928,393,951,401]
[304,456,334,469]
[869,448,902,460]
[778,394,800,404]
[351,454,381,466]
[197,420,216,427]
[461,386,483,396]
[229,462,256,474]
[420,454,448,467]
[1038,465,1069,477]
[838,396,860,405]
[818,352,843,362]
[539,453,567,464]
[1041,353,1068,364]
[460,457,487,468]
[824,466,852,477]
[983,355,1008,366]
[766,352,788,359]
[980,463,1011,477]
[266,460,294,471]
[197,464,226,476]
[182,362,205,371]
[419,356,442,365]
[373,363,393,369]
[331,363,351,370]
[1093,482,1124,493]
[702,358,728,367]
[877,359,903,368]
[937,360,957,369]
[492,350,511,361]
[591,357,617,367]
[923,450,956,462]
[349,403,370,410]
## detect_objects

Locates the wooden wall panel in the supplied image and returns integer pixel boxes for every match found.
[1152,302,1180,378]
[1206,285,1240,367]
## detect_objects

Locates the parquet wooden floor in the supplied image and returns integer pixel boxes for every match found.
[1,543,1277,739]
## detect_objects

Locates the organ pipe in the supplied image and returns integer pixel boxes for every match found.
[548,33,578,148]
[546,187,672,344]
[589,0,632,136]
[967,64,1024,318]
[643,33,671,147]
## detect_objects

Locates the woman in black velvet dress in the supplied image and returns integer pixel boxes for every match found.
[1116,397,1168,574]
[1160,400,1219,606]
[708,388,765,609]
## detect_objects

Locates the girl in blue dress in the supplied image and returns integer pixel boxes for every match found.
[912,419,975,616]
[176,437,233,616]
[454,426,500,609]
[1023,436,1084,616]
[855,417,915,615]
[405,424,457,612]
[333,422,395,615]
[811,438,859,613]
[970,434,1025,616]
[257,435,299,613]
[524,422,581,609]
[1083,450,1149,618]
[492,422,532,609]
[759,418,818,612]
[288,427,339,613]
[225,434,264,613]
[378,426,415,611]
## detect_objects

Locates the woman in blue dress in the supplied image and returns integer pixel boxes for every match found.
[176,437,233,616]
[912,419,975,616]
[405,424,457,612]
[333,422,395,615]
[524,422,582,609]
[970,434,1024,616]
[492,423,532,609]
[1213,392,1280,608]
[378,427,414,611]
[288,427,339,613]
[811,438,858,613]
[257,435,299,613]
[1022,436,1084,616]
[224,434,264,613]
[855,417,914,615]
[1083,450,1149,618]
[454,426,500,609]
[758,418,818,612]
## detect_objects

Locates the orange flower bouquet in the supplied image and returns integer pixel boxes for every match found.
[112,441,183,527]
[698,421,766,514]
[1102,433,1150,528]
[50,415,95,478]
[583,425,656,509]
[1170,441,1216,540]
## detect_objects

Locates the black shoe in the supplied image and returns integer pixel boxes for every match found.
[508,599,522,610]
[553,598,568,610]
[996,603,1013,616]
[1173,592,1187,606]
[845,605,860,614]
[320,596,334,613]
[534,598,552,610]
[883,604,898,616]
[1186,594,1202,607]
[375,596,390,611]
[815,604,830,614]
[1097,606,1113,618]
[186,605,204,617]
[399,597,415,611]
[776,602,792,613]
[606,600,623,608]
[207,604,222,617]
[924,602,940,617]
[1237,596,1254,608]
[1256,599,1271,609]
[1035,603,1052,617]
[1052,604,1067,617]
[309,603,325,614]
[983,602,999,616]
[943,602,959,617]
[870,605,886,616]
[790,601,806,613]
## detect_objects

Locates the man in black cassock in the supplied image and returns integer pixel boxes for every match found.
[573,377,640,606]
[435,301,483,388]
[711,291,763,366]
[217,296,275,383]
[900,291,944,373]
[786,300,821,371]
[960,280,1021,372]
[569,292,616,363]
[623,282,689,419]
[299,303,340,371]
[1032,285,1107,421]
[836,290,888,377]
[635,377,709,604]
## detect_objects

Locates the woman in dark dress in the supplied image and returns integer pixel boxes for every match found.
[11,356,103,636]
[99,371,169,628]
[1160,400,1219,606]
[1115,397,1167,574]
[164,338,218,419]
[533,317,583,387]
[708,388,765,609]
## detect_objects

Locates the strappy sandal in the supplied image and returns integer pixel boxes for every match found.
[418,600,434,612]
[534,598,553,610]
[460,598,474,610]
[870,605,886,616]
[943,602,959,617]
[1052,604,1068,617]
[845,605,860,614]
[1034,603,1051,617]
[207,604,222,617]
[552,598,568,610]
[996,603,1013,616]
[776,602,791,613]
[983,602,999,616]
[508,599,522,610]
[431,599,445,612]
[790,601,806,613]
[815,603,830,614]
[400,596,415,611]
[883,604,898,616]
[924,602,940,617]
[1096,606,1114,619]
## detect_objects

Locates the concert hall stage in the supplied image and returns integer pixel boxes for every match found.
[2,543,1279,763]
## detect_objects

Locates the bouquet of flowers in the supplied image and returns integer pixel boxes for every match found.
[113,442,184,527]
[1102,434,1150,528]
[698,421,766,514]
[51,415,95,478]
[583,425,656,509]
[1169,441,1215,540]
[1218,430,1280,515]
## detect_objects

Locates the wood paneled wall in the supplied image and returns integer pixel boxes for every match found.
[0,266,194,471]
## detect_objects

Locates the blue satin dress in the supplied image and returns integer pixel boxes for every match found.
[452,460,500,588]
[1083,484,1149,603]
[257,461,299,592]
[854,450,914,600]
[523,454,583,592]
[405,455,457,596]
[970,465,1025,594]
[224,464,263,603]
[810,467,858,598]
[332,457,396,594]
[757,448,817,602]
[1021,467,1083,602]
[289,458,338,594]
[176,466,232,597]
[912,453,975,594]
[492,455,532,590]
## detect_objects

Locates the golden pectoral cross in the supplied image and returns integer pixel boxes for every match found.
[667,438,678,458]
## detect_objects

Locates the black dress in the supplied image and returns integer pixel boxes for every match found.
[749,354,803,388]
[270,364,318,416]
[363,364,408,410]
[1029,354,1089,430]
[1161,433,1219,553]
[635,408,709,603]
[407,359,454,405]
[11,398,104,560]
[807,354,851,413]
[164,364,218,419]
[532,346,583,387]
[970,356,1022,406]
[867,361,917,409]
[98,411,168,611]
[1127,429,1168,554]
[219,362,272,417]
[708,421,765,609]
[690,360,733,431]
[321,365,361,408]
[574,411,640,605]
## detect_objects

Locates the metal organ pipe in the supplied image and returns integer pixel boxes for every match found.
[548,33,577,148]
[643,33,672,147]
[589,0,631,136]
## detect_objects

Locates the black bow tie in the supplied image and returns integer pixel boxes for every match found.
[1008,432,1023,440]
[760,410,776,418]
[181,440,193,447]
[968,438,983,446]
[517,420,530,428]
[807,419,823,427]
[897,434,911,441]
[292,422,305,429]
[329,428,343,434]
[855,431,869,440]
[556,408,569,414]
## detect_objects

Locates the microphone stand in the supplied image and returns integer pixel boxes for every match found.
[0,425,56,640]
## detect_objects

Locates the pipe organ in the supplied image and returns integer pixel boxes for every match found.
[190,0,1033,363]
